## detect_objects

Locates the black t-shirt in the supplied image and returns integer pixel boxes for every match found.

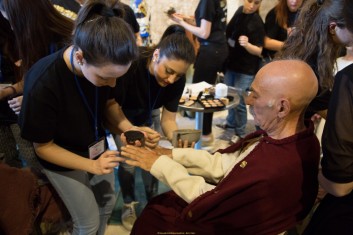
[225,6,265,75]
[19,48,114,170]
[0,17,17,124]
[262,7,299,59]
[195,0,226,44]
[0,14,17,84]
[304,57,331,116]
[321,64,353,183]
[114,47,185,126]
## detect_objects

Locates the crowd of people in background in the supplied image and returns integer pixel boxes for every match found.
[1,0,353,234]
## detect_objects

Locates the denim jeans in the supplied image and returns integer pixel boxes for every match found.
[43,168,116,235]
[224,70,254,137]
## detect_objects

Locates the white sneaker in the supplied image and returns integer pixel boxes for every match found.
[121,201,139,231]
[230,135,242,144]
[201,134,214,147]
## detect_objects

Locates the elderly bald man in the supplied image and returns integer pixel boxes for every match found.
[120,60,321,235]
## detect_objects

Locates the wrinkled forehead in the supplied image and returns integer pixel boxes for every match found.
[252,69,285,97]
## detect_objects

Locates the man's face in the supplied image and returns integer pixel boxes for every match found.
[245,77,279,132]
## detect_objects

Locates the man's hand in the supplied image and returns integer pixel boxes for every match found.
[120,145,161,171]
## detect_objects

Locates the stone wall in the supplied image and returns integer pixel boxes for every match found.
[121,0,277,44]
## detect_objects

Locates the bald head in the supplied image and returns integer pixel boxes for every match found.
[255,60,318,113]
[246,60,318,137]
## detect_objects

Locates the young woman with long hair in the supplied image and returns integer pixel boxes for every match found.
[277,0,346,118]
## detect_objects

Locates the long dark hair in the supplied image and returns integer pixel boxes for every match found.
[344,0,353,33]
[277,0,345,89]
[143,24,196,65]
[1,0,74,76]
[0,10,17,64]
[73,0,138,66]
[0,13,19,82]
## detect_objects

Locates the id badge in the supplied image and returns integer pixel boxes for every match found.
[228,38,235,47]
[106,132,118,151]
[88,137,106,159]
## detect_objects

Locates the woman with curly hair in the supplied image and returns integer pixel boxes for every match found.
[277,0,346,118]
[302,0,353,234]
[0,0,74,113]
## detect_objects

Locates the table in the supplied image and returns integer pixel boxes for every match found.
[178,86,241,149]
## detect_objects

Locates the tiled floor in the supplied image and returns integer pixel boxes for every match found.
[105,108,256,234]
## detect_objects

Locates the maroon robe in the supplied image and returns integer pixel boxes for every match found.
[131,121,320,235]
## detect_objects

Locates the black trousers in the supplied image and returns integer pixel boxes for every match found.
[302,191,353,235]
[193,43,228,135]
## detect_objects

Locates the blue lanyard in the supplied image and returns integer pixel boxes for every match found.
[147,71,162,125]
[49,43,56,54]
[70,48,99,141]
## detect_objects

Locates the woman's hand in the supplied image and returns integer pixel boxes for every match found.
[8,95,23,114]
[183,15,196,26]
[92,150,124,175]
[120,126,160,148]
[177,139,196,148]
[136,126,160,148]
[287,27,295,36]
[169,13,196,26]
[169,13,185,24]
[238,35,249,48]
[120,145,160,171]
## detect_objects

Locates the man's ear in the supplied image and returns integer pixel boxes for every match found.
[278,99,290,118]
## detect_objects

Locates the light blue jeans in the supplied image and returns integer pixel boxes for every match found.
[43,168,116,235]
[224,70,254,138]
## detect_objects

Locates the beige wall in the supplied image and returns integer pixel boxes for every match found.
[122,0,277,44]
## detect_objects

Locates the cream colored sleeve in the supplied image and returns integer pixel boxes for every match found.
[150,148,236,203]
[172,148,226,182]
[151,156,214,203]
